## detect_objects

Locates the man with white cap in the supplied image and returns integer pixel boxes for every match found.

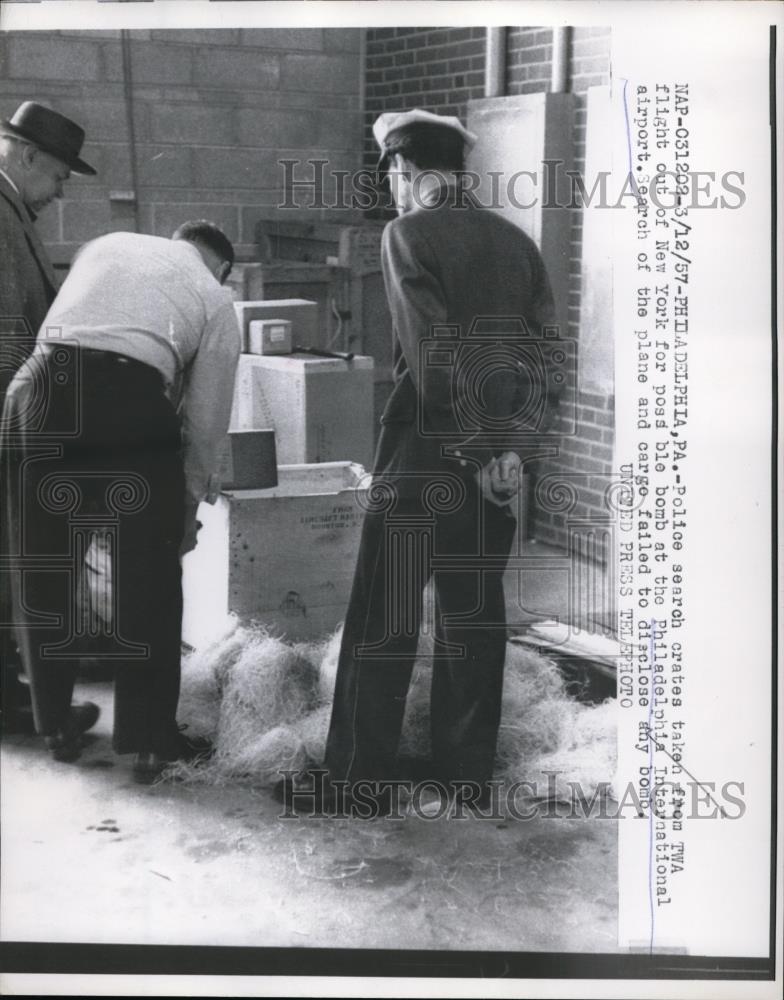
[281,108,559,817]
[371,107,478,214]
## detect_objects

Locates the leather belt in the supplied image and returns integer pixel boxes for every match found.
[39,342,162,381]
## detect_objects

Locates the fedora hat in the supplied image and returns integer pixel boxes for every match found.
[0,102,96,175]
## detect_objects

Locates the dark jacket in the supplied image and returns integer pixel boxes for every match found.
[375,182,559,497]
[0,173,58,400]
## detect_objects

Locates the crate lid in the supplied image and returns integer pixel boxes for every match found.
[236,353,374,371]
[225,462,369,498]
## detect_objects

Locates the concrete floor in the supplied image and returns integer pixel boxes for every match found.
[2,539,617,954]
[2,678,617,953]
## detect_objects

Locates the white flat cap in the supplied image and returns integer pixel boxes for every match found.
[373,108,477,165]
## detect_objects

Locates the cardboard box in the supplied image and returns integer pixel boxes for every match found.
[247,318,292,356]
[233,298,317,354]
[182,462,369,645]
[229,352,375,469]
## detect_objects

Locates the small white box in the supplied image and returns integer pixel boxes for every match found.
[234,299,317,353]
[248,318,292,356]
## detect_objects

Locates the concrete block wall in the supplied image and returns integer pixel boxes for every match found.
[1,25,614,555]
[363,25,614,553]
[0,28,364,257]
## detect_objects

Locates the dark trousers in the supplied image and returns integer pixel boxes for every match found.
[1,630,29,716]
[1,325,45,718]
[324,475,517,790]
[1,346,185,754]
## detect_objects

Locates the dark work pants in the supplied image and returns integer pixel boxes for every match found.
[1,346,185,754]
[1,338,35,720]
[1,383,29,721]
[324,475,517,790]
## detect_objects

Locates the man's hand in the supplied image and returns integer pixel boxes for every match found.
[180,501,202,558]
[479,451,522,506]
[488,451,522,498]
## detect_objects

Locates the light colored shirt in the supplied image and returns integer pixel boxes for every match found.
[38,231,241,505]
[0,166,21,196]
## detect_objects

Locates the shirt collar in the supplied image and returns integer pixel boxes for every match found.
[0,166,20,196]
[417,179,477,210]
[0,167,37,220]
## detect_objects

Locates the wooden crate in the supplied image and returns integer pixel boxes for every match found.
[225,263,265,302]
[182,462,369,646]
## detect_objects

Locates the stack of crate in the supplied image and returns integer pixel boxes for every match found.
[183,225,382,645]
[229,298,375,470]
[254,217,394,430]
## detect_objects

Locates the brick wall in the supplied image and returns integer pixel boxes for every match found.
[0,28,363,257]
[363,25,614,553]
[507,26,614,551]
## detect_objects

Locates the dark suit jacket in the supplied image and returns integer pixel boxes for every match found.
[375,183,558,498]
[0,173,58,399]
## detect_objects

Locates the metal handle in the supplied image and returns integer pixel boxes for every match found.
[293,345,355,361]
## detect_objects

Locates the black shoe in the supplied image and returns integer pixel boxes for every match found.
[44,729,83,763]
[169,724,213,762]
[132,726,213,785]
[71,701,100,735]
[43,701,101,763]
[131,753,173,785]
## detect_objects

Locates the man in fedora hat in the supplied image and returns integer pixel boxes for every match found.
[280,108,562,817]
[0,101,97,737]
[0,101,96,388]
